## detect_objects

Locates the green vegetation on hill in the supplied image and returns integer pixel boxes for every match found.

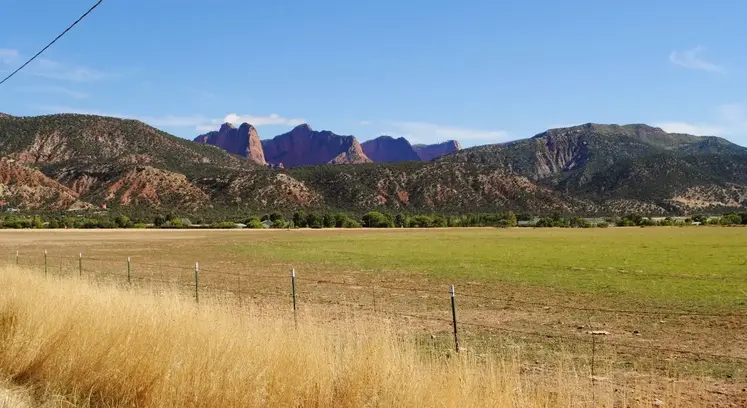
[2,115,747,216]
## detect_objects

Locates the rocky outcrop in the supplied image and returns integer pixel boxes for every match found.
[361,136,421,163]
[0,159,90,210]
[261,124,372,168]
[413,141,463,161]
[193,122,266,165]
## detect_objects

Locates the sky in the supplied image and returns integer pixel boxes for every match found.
[1,1,747,147]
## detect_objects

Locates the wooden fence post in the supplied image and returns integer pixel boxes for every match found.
[78,253,82,278]
[44,250,48,277]
[127,257,131,284]
[450,284,460,353]
[194,262,199,303]
[291,268,297,327]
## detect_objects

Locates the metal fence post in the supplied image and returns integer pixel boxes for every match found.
[450,284,460,353]
[291,268,297,327]
[15,250,19,266]
[78,253,82,278]
[127,257,131,284]
[44,250,48,277]
[194,262,199,303]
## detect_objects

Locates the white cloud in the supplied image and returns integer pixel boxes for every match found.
[223,113,305,127]
[195,113,306,132]
[19,86,88,100]
[31,58,110,82]
[359,120,372,126]
[0,49,19,65]
[384,121,510,145]
[655,122,724,136]
[655,104,747,142]
[0,50,111,82]
[669,46,725,73]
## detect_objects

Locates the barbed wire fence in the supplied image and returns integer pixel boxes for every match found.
[5,250,747,402]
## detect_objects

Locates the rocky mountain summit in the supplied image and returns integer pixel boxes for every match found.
[261,124,372,167]
[361,136,421,163]
[195,124,463,167]
[194,123,265,165]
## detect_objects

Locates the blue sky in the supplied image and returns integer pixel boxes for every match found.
[1,1,747,147]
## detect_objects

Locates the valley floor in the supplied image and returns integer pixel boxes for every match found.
[1,228,745,406]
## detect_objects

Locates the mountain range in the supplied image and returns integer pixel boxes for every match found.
[192,123,462,167]
[1,113,746,217]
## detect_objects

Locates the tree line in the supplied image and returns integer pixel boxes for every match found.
[0,211,746,229]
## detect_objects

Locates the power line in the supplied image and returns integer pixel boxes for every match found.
[0,0,104,87]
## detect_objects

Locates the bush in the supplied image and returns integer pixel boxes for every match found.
[247,219,265,229]
[342,218,361,228]
[115,215,131,228]
[132,223,148,229]
[362,212,391,228]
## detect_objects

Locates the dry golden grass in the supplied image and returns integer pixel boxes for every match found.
[0,266,706,407]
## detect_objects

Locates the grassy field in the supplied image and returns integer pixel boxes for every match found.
[1,268,702,408]
[1,227,746,406]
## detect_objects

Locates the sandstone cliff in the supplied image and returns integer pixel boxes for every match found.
[361,136,421,163]
[261,124,372,168]
[413,141,463,161]
[193,122,266,165]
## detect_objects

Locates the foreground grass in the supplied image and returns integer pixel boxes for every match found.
[0,267,701,407]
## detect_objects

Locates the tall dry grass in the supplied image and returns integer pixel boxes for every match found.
[0,266,689,407]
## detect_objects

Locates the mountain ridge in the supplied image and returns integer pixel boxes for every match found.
[2,113,747,216]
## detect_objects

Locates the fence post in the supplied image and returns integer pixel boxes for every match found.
[127,257,131,284]
[450,284,460,353]
[291,268,297,327]
[194,262,199,304]
[372,285,377,313]
[15,250,19,266]
[44,250,48,277]
[78,253,82,278]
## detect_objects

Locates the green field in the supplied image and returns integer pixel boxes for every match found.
[219,227,747,309]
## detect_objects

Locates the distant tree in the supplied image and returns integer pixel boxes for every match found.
[245,216,261,226]
[342,218,361,228]
[306,213,323,229]
[692,214,708,224]
[720,213,742,225]
[114,215,131,228]
[408,215,433,228]
[394,213,407,228]
[293,211,307,228]
[48,219,60,229]
[569,216,589,228]
[502,211,518,227]
[32,216,44,229]
[432,215,447,228]
[269,212,285,223]
[333,213,348,228]
[516,213,533,222]
[153,215,166,227]
[362,211,391,228]
[322,214,336,228]
[247,218,264,229]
